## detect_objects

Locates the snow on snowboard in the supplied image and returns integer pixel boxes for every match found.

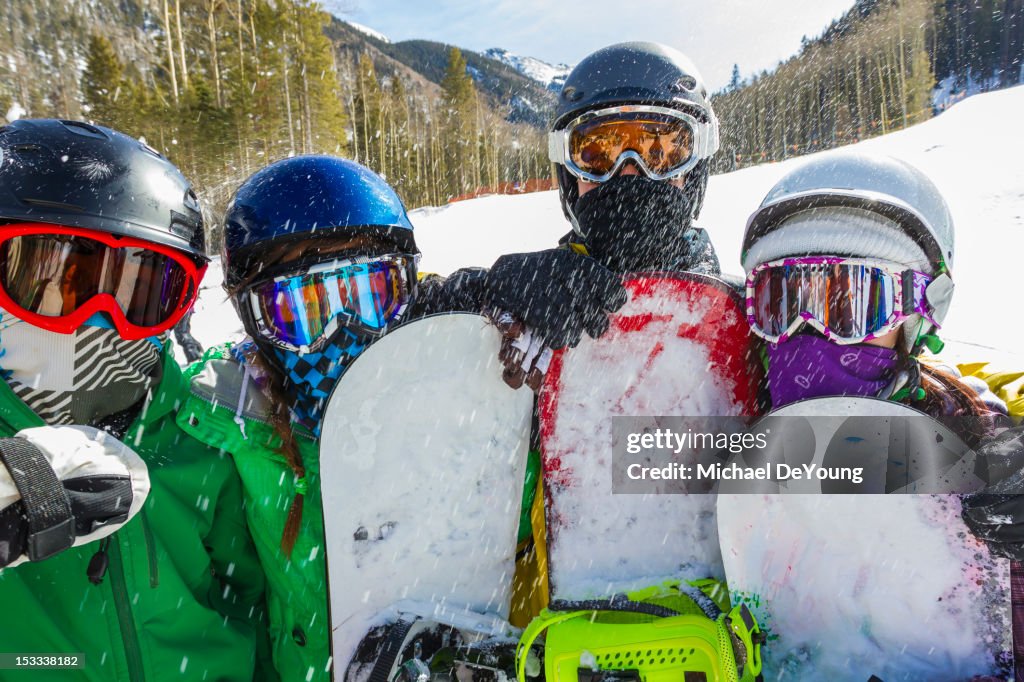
[320,313,534,680]
[539,273,762,599]
[717,396,1011,681]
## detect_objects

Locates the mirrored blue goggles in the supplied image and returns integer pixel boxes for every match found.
[247,254,415,352]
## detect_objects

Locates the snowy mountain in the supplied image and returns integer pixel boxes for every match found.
[188,85,1024,369]
[344,20,390,44]
[483,48,571,92]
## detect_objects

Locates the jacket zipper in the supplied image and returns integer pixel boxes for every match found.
[140,510,159,587]
[109,538,146,682]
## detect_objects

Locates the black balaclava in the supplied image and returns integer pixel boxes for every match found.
[573,174,705,273]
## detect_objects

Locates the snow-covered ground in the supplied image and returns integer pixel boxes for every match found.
[188,85,1024,367]
[932,71,1022,112]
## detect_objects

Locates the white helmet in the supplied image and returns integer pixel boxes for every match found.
[743,152,954,277]
[742,152,956,344]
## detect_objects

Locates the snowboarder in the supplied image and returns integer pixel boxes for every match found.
[735,150,1024,678]
[497,43,762,668]
[420,41,724,387]
[176,155,421,682]
[0,119,273,681]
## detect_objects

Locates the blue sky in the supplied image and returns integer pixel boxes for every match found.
[323,0,857,91]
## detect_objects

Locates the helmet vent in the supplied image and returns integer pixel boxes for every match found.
[563,86,583,102]
[138,140,163,159]
[59,120,107,140]
[672,76,697,93]
[184,188,200,213]
[23,198,82,212]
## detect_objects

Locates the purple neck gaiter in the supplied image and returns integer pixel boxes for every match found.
[766,333,900,409]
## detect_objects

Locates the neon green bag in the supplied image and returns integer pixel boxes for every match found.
[516,582,763,682]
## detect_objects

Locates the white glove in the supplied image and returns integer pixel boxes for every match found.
[493,310,554,393]
[0,425,150,568]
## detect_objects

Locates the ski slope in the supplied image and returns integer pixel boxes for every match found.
[189,85,1024,366]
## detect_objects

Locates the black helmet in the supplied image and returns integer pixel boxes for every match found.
[0,119,206,261]
[222,155,417,289]
[550,42,719,228]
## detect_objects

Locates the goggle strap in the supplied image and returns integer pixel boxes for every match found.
[901,269,916,316]
[548,131,564,164]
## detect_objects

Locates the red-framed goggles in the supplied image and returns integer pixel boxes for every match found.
[0,223,206,340]
[745,256,938,346]
[246,254,416,353]
[549,105,719,183]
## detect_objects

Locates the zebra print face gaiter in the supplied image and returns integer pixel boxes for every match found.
[0,307,162,426]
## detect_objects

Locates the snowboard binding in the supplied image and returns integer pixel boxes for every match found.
[343,601,526,682]
[515,583,764,682]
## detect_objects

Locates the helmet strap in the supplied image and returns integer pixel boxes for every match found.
[565,197,586,238]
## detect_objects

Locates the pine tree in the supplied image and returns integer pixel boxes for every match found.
[82,34,125,128]
[289,0,349,155]
[440,47,479,197]
[354,53,383,168]
[729,64,742,91]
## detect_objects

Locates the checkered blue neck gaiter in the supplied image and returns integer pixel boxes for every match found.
[271,327,371,436]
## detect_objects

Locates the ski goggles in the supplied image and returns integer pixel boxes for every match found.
[0,223,206,339]
[246,254,415,352]
[745,257,937,345]
[549,105,719,183]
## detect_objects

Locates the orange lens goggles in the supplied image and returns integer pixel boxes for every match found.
[568,112,695,177]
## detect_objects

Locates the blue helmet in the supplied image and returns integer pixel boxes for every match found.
[222,155,416,288]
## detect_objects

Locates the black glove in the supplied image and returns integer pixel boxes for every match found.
[410,268,489,318]
[482,249,627,349]
[961,426,1024,560]
[0,426,150,568]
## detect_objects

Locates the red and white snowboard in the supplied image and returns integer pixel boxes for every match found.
[539,273,762,599]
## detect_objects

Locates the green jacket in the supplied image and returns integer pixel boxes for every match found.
[0,349,274,681]
[177,344,328,682]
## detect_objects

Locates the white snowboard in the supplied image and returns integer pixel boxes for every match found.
[320,313,534,675]
[717,397,1011,681]
[539,274,762,599]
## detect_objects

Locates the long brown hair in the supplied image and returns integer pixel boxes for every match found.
[910,351,999,447]
[245,349,307,557]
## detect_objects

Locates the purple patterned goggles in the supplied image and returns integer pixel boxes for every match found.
[746,256,937,345]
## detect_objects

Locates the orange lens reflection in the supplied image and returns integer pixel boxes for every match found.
[568,115,694,175]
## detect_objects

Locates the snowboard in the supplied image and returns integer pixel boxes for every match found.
[717,396,1012,681]
[539,273,763,599]
[319,313,534,679]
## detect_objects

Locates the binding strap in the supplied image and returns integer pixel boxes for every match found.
[367,615,420,682]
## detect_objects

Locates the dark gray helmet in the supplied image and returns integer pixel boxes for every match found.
[550,42,719,226]
[552,41,716,129]
[0,119,206,261]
